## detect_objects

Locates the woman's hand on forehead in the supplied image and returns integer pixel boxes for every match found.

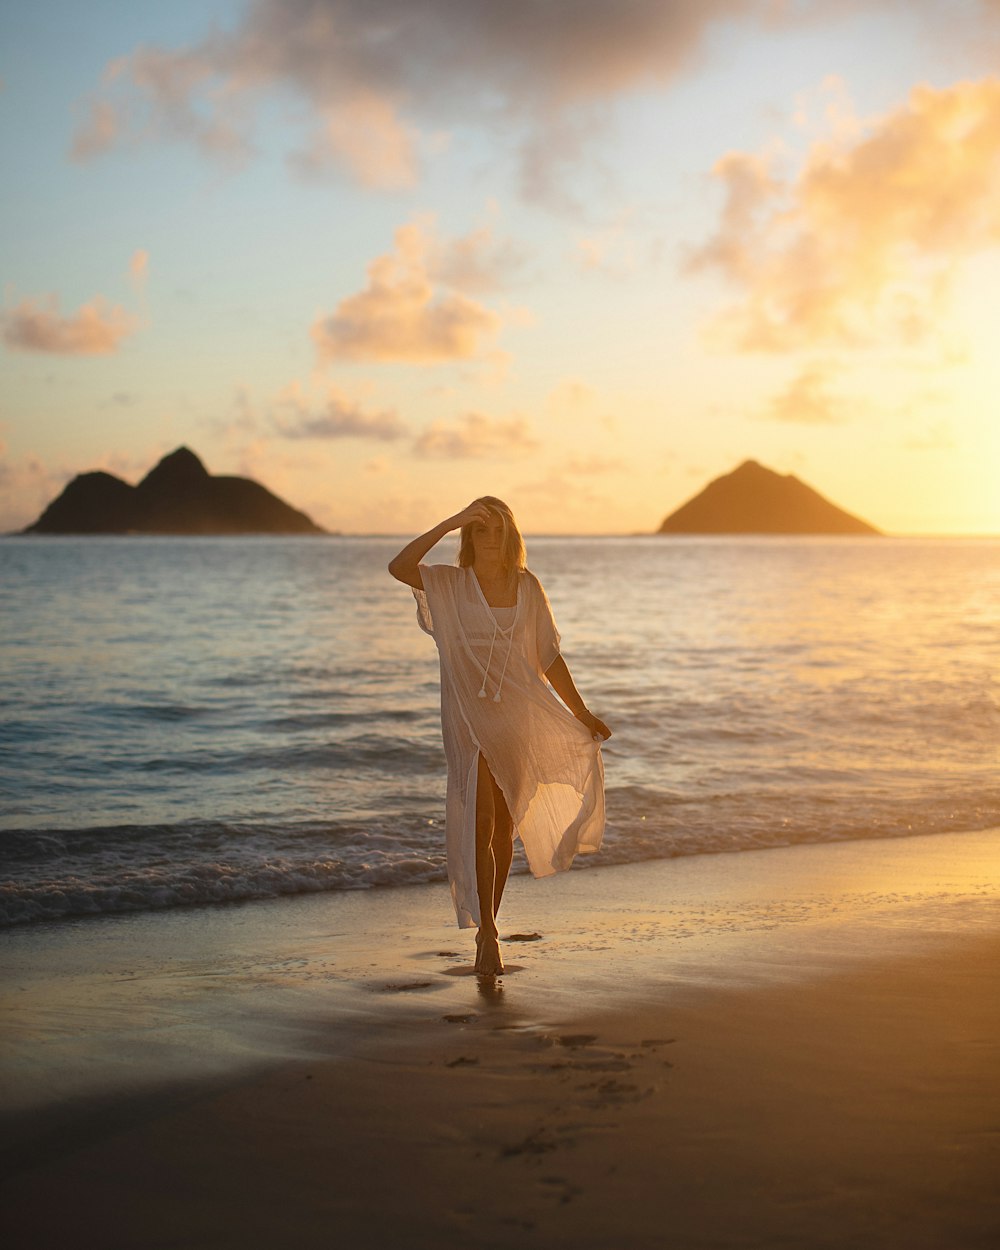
[454,501,495,529]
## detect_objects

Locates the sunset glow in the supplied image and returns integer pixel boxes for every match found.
[2,1,999,535]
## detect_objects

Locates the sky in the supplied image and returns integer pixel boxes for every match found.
[2,0,1000,536]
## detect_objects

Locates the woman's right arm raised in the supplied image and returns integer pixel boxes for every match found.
[387,502,492,590]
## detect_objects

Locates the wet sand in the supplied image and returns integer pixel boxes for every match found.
[2,829,999,1249]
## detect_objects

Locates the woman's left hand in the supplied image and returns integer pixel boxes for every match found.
[578,709,612,741]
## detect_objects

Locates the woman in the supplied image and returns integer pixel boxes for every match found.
[388,498,611,975]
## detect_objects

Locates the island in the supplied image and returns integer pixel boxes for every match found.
[22,446,326,535]
[657,460,879,535]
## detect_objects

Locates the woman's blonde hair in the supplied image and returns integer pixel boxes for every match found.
[458,496,526,574]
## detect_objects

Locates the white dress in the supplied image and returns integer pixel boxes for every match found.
[414,563,605,928]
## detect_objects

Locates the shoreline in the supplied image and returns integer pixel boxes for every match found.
[3,828,999,1247]
[3,815,996,934]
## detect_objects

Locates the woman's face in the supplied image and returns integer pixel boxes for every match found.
[471,512,505,563]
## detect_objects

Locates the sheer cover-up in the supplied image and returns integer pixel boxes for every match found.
[414,563,605,928]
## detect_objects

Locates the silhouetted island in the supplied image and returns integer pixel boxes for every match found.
[23,447,326,535]
[658,460,879,535]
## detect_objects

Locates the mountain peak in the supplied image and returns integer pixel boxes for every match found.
[657,460,879,535]
[23,446,325,535]
[139,446,210,491]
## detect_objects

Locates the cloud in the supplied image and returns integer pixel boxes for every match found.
[513,468,614,531]
[229,438,318,508]
[101,391,139,408]
[413,412,539,459]
[427,217,529,295]
[71,0,853,201]
[573,212,642,276]
[687,76,1000,351]
[129,249,149,284]
[1,295,137,355]
[72,45,253,166]
[274,386,407,440]
[312,219,503,364]
[288,90,419,188]
[71,98,120,160]
[761,362,848,424]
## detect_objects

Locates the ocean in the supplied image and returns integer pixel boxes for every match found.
[1,534,998,928]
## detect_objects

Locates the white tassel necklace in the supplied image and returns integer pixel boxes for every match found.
[473,565,516,702]
[478,615,514,702]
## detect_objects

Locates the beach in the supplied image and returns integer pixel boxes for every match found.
[7,0,1000,1241]
[3,827,999,1249]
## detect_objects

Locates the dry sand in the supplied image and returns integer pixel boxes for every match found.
[3,829,999,1249]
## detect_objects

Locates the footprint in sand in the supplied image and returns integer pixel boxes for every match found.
[377,980,437,993]
[551,1057,633,1073]
[500,1127,571,1158]
[556,1033,598,1048]
[504,932,544,942]
[539,1176,582,1206]
[578,1076,655,1107]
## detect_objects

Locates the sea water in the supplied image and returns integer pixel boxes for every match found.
[1,534,997,927]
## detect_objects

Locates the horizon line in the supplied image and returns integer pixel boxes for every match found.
[5,529,1000,541]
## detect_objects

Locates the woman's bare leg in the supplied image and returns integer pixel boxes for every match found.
[489,770,514,917]
[474,753,504,974]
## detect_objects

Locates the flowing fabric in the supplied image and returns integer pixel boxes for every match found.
[414,563,605,928]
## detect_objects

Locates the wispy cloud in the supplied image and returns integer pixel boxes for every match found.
[761,362,848,424]
[427,214,529,295]
[70,98,119,160]
[274,386,407,441]
[687,76,1000,352]
[514,467,615,531]
[129,249,149,285]
[101,391,139,409]
[311,219,503,364]
[72,45,253,167]
[573,212,643,276]
[71,0,860,202]
[413,411,539,459]
[1,295,138,355]
[288,90,419,189]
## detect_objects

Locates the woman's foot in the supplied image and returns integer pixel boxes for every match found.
[475,930,504,975]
